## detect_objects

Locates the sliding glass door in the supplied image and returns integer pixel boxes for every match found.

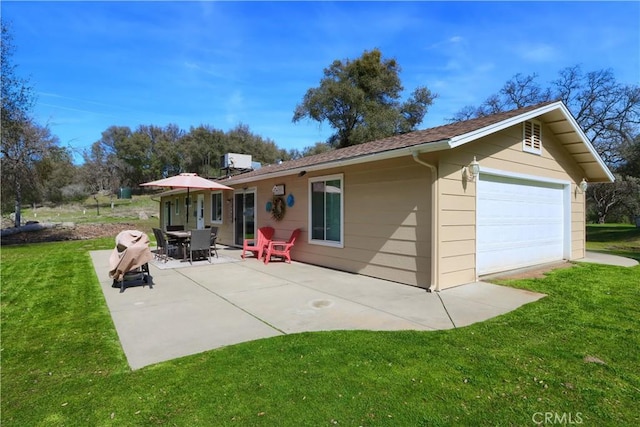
[234,190,256,246]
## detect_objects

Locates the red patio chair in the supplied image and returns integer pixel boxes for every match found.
[264,229,301,264]
[242,226,275,260]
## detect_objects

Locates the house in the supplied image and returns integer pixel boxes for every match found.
[157,101,614,291]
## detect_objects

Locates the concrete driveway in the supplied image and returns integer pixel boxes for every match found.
[91,247,549,370]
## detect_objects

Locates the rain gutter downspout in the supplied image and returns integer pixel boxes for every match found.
[412,152,439,292]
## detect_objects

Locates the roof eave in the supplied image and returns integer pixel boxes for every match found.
[449,101,614,183]
[226,139,452,185]
[556,103,615,183]
[449,101,565,148]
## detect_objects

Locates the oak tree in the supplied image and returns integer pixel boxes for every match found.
[293,48,437,148]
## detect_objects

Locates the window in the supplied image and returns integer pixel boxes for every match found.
[211,192,223,223]
[309,174,343,246]
[175,198,180,215]
[523,120,542,154]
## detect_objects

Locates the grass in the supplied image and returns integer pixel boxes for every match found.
[586,224,640,261]
[9,194,159,225]
[1,231,639,425]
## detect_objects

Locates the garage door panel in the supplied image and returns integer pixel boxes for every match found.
[478,175,566,275]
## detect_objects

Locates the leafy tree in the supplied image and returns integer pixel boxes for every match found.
[227,124,290,166]
[87,124,185,190]
[83,121,295,187]
[182,124,291,177]
[182,125,227,177]
[34,145,76,204]
[1,119,60,218]
[81,139,121,195]
[587,174,640,224]
[150,124,184,179]
[82,126,132,193]
[119,127,154,186]
[293,48,437,148]
[1,21,34,140]
[617,134,640,178]
[1,21,64,224]
[289,142,334,159]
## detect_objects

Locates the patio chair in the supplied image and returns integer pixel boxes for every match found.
[189,229,211,264]
[264,229,301,265]
[165,225,184,246]
[152,228,177,262]
[242,226,274,260]
[209,226,219,258]
[166,225,184,231]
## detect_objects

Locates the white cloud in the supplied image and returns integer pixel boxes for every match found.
[225,91,244,125]
[425,35,465,51]
[518,43,559,63]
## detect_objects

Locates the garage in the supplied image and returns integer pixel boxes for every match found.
[477,173,568,275]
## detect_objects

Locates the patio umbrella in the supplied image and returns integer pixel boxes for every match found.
[140,173,233,224]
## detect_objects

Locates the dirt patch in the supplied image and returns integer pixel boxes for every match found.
[485,261,575,280]
[1,222,141,245]
[583,355,607,365]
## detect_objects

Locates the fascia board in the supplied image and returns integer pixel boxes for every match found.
[449,101,565,148]
[447,101,614,183]
[555,103,615,182]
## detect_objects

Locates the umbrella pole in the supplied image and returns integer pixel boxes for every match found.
[186,188,190,224]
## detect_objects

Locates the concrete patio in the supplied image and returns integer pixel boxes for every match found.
[90,247,634,370]
[91,246,549,370]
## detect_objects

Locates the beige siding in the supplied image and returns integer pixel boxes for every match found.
[215,157,434,288]
[158,190,235,238]
[160,194,189,228]
[571,186,586,259]
[436,123,588,289]
[307,158,432,288]
[158,121,589,291]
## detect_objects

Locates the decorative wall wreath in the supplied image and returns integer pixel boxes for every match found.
[271,196,286,221]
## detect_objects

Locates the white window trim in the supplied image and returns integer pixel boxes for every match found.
[308,173,344,248]
[523,120,542,155]
[175,197,180,215]
[210,191,223,224]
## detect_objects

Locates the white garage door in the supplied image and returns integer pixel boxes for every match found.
[477,174,566,275]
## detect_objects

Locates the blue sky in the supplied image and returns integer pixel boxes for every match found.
[3,1,639,163]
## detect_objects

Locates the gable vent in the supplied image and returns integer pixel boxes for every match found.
[523,120,542,154]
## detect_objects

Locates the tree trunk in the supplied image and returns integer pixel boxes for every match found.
[13,179,22,228]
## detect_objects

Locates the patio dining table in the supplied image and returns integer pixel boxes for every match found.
[166,230,190,260]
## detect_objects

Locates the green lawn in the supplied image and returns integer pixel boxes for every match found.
[1,232,639,425]
[586,224,640,261]
[12,194,159,225]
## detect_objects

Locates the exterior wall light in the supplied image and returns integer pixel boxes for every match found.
[579,178,588,193]
[462,156,480,181]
